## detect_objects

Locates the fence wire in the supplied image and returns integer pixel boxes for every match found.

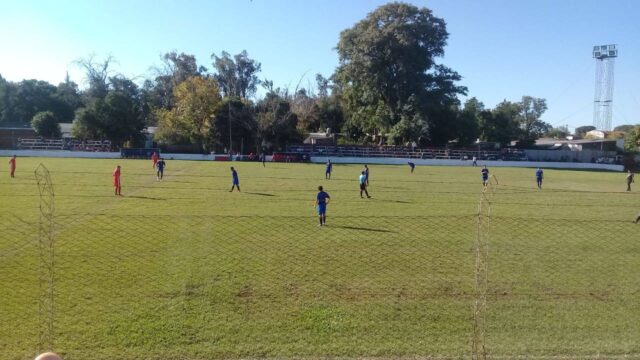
[1,185,640,359]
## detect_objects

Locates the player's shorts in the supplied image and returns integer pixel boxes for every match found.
[360,183,366,190]
[317,203,326,215]
[233,179,239,185]
[482,176,488,181]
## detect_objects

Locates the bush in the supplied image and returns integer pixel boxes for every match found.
[31,111,61,138]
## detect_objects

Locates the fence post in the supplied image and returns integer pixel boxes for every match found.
[472,176,497,360]
[35,164,55,353]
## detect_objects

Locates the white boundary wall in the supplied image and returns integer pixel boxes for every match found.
[0,150,275,162]
[0,150,623,171]
[311,156,625,171]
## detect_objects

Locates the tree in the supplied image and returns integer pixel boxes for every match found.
[75,55,114,100]
[72,75,145,146]
[149,51,204,110]
[624,125,640,152]
[545,126,569,139]
[255,92,300,151]
[335,2,466,145]
[575,125,596,138]
[154,76,222,151]
[212,50,261,99]
[614,124,635,133]
[516,96,550,146]
[211,97,257,153]
[31,111,61,138]
[477,100,520,145]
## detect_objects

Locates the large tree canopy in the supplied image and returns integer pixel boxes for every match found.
[335,1,466,145]
[212,50,261,99]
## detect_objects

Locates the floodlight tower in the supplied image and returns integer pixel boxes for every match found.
[592,44,618,131]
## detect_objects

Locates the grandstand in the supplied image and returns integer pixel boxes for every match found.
[286,144,526,161]
[17,138,112,151]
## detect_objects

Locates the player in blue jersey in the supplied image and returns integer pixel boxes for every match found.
[359,171,371,198]
[229,167,240,192]
[481,165,489,186]
[325,159,333,180]
[156,158,166,181]
[536,167,544,189]
[315,185,331,226]
[408,162,415,173]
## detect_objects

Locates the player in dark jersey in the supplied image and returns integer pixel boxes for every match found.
[325,160,332,179]
[536,168,544,189]
[230,167,240,192]
[408,162,415,173]
[363,164,370,185]
[626,170,634,191]
[316,185,331,226]
[481,165,489,186]
[156,158,166,180]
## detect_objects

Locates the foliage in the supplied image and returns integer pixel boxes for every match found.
[624,125,640,152]
[212,50,261,99]
[255,92,300,151]
[613,124,635,133]
[0,78,78,124]
[211,97,257,153]
[154,76,222,151]
[31,111,61,138]
[574,125,596,138]
[544,126,569,139]
[516,96,550,146]
[335,2,466,145]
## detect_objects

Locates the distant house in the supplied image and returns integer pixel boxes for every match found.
[304,131,335,146]
[59,123,74,138]
[585,130,608,139]
[535,137,623,152]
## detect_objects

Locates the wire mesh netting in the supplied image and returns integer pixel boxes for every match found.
[1,184,640,359]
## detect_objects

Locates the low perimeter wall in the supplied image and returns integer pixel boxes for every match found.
[311,156,625,171]
[0,150,624,171]
[0,150,274,162]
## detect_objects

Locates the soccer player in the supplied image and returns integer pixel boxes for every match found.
[536,167,544,189]
[156,158,166,180]
[230,166,240,192]
[363,164,370,185]
[359,171,371,198]
[8,155,16,178]
[481,165,489,186]
[151,151,159,169]
[408,162,415,173]
[472,156,478,167]
[261,152,266,167]
[113,165,122,196]
[325,159,332,179]
[626,170,634,191]
[315,185,330,226]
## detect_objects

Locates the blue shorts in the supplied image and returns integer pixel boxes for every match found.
[317,203,327,215]
[233,179,239,185]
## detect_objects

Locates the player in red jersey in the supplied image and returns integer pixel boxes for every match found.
[151,151,159,169]
[113,165,122,196]
[8,155,16,178]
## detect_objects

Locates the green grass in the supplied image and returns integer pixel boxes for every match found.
[1,158,639,359]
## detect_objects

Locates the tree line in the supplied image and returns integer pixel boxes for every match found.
[0,2,638,153]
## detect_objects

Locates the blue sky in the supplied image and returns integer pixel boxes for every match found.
[1,0,638,131]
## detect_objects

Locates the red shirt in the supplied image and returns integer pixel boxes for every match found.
[151,153,158,163]
[9,158,16,169]
[113,168,121,186]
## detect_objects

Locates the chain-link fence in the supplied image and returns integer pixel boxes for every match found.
[1,178,639,359]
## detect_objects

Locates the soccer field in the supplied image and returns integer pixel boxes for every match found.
[1,158,639,359]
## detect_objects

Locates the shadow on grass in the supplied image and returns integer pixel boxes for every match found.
[126,195,166,201]
[332,225,396,233]
[245,192,276,197]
